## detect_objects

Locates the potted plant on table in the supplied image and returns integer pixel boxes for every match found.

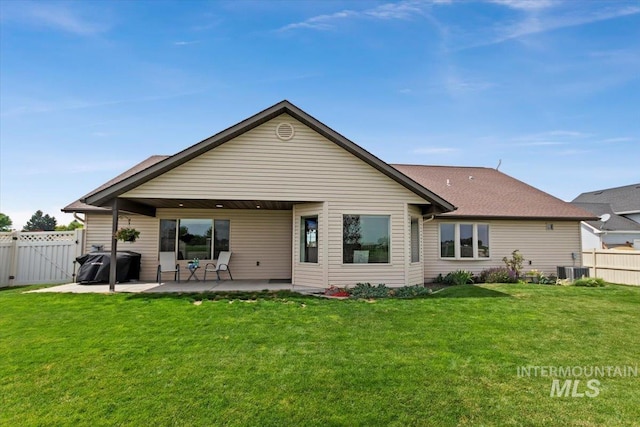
[114,227,140,243]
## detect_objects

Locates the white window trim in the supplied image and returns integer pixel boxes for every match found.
[341,213,392,266]
[438,222,491,260]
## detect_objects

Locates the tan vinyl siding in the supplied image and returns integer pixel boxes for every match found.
[84,213,159,281]
[293,203,325,287]
[424,219,583,281]
[158,209,291,280]
[408,205,424,286]
[123,114,426,205]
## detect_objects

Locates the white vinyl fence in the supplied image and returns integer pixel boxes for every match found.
[0,230,85,287]
[582,249,640,286]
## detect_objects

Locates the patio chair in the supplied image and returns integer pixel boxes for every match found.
[203,251,233,281]
[157,251,180,283]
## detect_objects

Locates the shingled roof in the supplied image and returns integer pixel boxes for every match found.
[572,183,640,214]
[62,155,169,213]
[571,202,640,232]
[392,164,596,220]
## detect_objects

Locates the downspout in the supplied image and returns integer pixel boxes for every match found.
[73,213,85,223]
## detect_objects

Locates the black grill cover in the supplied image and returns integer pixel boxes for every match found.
[76,251,141,284]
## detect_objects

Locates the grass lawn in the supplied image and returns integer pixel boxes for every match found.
[1,284,639,426]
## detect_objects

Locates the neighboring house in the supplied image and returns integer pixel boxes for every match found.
[571,184,640,250]
[392,165,595,281]
[63,100,594,287]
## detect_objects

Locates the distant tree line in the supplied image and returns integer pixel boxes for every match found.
[0,211,83,232]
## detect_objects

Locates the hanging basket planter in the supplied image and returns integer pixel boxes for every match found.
[114,227,140,243]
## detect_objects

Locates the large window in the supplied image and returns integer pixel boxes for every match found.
[160,219,229,260]
[300,216,318,263]
[343,215,390,264]
[440,223,490,259]
[178,219,212,260]
[411,217,420,263]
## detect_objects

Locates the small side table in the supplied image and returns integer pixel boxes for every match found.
[187,265,200,281]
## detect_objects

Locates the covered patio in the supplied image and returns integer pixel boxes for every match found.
[27,279,325,295]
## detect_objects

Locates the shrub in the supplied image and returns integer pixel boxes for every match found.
[350,283,390,298]
[538,275,556,285]
[573,278,606,287]
[479,267,518,283]
[502,250,524,278]
[443,270,474,286]
[392,285,433,298]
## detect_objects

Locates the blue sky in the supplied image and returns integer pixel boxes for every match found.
[1,0,639,229]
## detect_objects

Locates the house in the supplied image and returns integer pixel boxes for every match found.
[571,184,640,250]
[63,100,594,287]
[392,165,596,280]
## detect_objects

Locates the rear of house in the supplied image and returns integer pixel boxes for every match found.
[64,101,594,287]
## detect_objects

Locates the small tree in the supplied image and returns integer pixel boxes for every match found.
[502,250,524,278]
[55,220,84,231]
[23,210,57,232]
[0,213,12,231]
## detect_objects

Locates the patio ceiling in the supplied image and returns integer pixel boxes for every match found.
[123,198,301,210]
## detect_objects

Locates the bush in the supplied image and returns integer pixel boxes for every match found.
[392,285,433,298]
[502,250,524,278]
[443,270,474,286]
[573,278,606,287]
[479,267,518,283]
[349,283,433,299]
[350,283,390,298]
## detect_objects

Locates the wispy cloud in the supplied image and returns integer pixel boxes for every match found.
[1,90,207,118]
[277,0,447,32]
[600,137,634,143]
[173,40,200,46]
[22,160,133,176]
[493,4,640,45]
[487,0,555,11]
[413,147,459,154]
[505,130,593,147]
[1,2,109,35]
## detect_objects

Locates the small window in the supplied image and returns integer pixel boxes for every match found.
[459,224,474,258]
[440,223,455,258]
[343,215,390,264]
[214,219,230,259]
[546,223,554,230]
[477,224,490,258]
[300,216,318,263]
[411,217,420,263]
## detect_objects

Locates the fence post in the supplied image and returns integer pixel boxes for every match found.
[8,231,19,286]
[592,248,597,278]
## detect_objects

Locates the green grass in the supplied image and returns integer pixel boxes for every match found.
[1,284,639,426]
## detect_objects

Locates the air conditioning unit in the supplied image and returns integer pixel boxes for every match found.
[557,266,590,281]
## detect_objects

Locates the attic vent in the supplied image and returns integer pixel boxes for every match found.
[276,122,295,141]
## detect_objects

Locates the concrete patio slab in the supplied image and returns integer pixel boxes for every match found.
[26,280,325,295]
[27,282,160,294]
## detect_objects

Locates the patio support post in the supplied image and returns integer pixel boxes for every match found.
[109,199,119,292]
